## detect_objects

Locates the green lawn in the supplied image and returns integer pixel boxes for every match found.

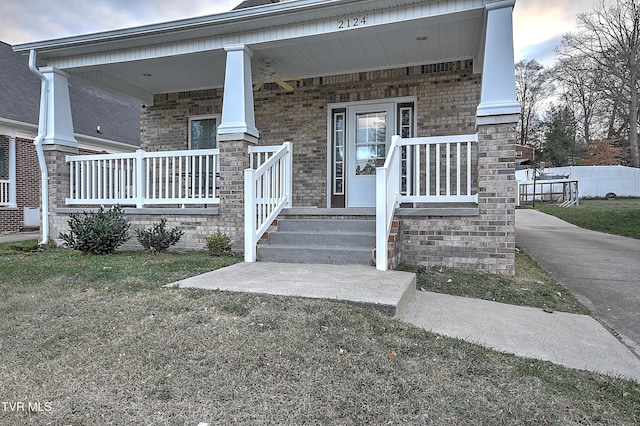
[1,242,638,424]
[534,198,640,239]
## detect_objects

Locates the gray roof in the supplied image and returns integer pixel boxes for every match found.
[233,0,281,9]
[0,41,139,147]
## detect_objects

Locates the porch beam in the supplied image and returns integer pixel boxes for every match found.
[218,44,259,139]
[476,0,521,119]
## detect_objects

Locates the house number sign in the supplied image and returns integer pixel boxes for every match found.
[337,16,368,29]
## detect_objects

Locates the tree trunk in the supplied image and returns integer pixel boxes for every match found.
[629,68,640,167]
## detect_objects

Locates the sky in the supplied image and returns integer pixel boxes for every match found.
[0,0,598,67]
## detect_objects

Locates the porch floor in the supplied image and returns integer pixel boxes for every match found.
[170,262,416,317]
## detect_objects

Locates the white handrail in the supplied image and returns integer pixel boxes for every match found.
[376,135,401,271]
[245,142,293,262]
[66,149,220,207]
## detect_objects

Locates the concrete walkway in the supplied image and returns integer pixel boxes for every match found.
[172,261,640,383]
[0,232,40,243]
[516,209,640,356]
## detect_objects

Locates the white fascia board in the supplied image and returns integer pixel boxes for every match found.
[14,0,485,70]
[74,135,138,153]
[0,118,136,153]
[0,119,38,139]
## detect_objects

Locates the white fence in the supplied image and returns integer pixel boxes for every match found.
[516,166,640,199]
[245,143,293,262]
[375,133,478,270]
[0,179,9,206]
[66,149,220,207]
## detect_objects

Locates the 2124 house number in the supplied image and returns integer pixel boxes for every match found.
[337,16,367,29]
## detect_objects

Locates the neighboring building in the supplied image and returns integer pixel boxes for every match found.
[12,0,520,274]
[515,144,534,169]
[0,41,140,233]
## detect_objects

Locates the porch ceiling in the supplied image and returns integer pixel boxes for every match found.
[14,0,487,102]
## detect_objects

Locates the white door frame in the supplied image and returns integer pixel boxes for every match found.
[326,97,417,208]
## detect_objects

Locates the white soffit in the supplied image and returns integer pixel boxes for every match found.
[14,0,486,96]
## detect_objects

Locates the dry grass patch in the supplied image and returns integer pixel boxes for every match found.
[399,250,590,315]
[0,244,638,424]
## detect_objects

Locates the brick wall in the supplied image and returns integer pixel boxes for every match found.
[141,60,480,207]
[0,137,41,233]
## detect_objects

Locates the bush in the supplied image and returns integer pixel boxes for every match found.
[135,219,184,253]
[205,230,232,257]
[59,206,130,255]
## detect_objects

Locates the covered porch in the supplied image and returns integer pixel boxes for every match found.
[13,0,520,273]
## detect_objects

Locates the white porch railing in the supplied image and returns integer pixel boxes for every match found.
[66,149,220,207]
[0,179,9,206]
[376,134,478,271]
[245,142,293,262]
[399,134,478,203]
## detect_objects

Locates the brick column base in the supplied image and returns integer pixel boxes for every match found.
[476,115,518,275]
[218,133,258,251]
[42,144,78,242]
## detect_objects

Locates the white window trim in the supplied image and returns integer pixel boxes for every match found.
[188,114,221,150]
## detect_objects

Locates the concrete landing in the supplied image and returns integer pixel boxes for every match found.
[171,262,416,317]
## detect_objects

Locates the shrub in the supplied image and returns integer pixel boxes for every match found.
[59,206,130,255]
[205,229,232,257]
[135,219,184,253]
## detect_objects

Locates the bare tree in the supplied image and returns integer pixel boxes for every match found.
[554,42,608,147]
[563,0,640,167]
[515,59,553,147]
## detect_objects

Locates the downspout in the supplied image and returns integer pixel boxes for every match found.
[28,49,50,245]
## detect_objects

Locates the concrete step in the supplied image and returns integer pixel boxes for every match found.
[257,245,373,265]
[257,218,378,266]
[276,218,375,233]
[267,230,376,248]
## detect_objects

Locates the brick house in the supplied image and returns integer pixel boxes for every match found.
[13,0,520,274]
[0,42,140,234]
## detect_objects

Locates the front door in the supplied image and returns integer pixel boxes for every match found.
[346,103,395,207]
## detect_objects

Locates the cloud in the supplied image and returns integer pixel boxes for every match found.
[0,0,240,45]
[513,0,596,66]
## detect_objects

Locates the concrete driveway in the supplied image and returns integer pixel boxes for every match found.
[516,208,640,355]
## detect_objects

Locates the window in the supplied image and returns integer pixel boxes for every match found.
[189,115,219,150]
[188,115,219,199]
[0,148,5,177]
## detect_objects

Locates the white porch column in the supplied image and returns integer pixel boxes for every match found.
[218,44,259,138]
[8,137,17,208]
[40,67,78,147]
[476,0,521,119]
